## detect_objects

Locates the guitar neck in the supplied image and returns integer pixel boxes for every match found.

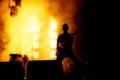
[72,30,79,35]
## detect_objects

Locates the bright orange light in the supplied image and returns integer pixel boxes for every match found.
[33,52,39,59]
[48,18,58,59]
[50,50,56,58]
[50,41,57,48]
[33,42,39,48]
[49,18,58,30]
[0,0,79,62]
[33,34,39,40]
[2,0,59,61]
[33,25,40,32]
[50,32,57,38]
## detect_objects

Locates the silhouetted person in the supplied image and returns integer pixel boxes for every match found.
[56,23,82,76]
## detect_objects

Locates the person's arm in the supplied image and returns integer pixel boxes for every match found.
[71,35,74,45]
[56,36,61,56]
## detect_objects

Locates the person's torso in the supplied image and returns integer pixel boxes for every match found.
[58,33,73,50]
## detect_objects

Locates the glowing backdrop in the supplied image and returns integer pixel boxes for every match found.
[0,0,83,61]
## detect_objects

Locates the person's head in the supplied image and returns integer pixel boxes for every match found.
[62,23,68,33]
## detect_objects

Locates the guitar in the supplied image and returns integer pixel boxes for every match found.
[56,30,79,56]
[59,30,79,49]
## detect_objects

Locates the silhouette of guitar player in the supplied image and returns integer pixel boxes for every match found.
[56,23,81,73]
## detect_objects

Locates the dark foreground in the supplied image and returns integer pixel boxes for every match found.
[0,60,94,80]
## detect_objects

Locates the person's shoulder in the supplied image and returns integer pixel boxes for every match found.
[59,34,64,36]
[68,33,73,36]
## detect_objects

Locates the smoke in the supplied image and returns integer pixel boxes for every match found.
[0,0,10,60]
[45,0,83,32]
[44,0,84,61]
[0,0,84,61]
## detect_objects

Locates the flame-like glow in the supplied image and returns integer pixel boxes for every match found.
[49,18,58,30]
[33,52,39,59]
[50,41,57,48]
[33,25,40,32]
[0,0,81,61]
[33,42,39,48]
[3,0,58,61]
[50,32,57,38]
[33,34,39,40]
[50,50,56,59]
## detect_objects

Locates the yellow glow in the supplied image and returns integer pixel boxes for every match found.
[33,42,39,48]
[9,0,15,6]
[33,25,40,32]
[49,18,58,30]
[50,50,56,58]
[33,34,39,40]
[33,52,39,59]
[50,41,57,48]
[50,32,57,38]
[0,0,79,61]
[1,0,60,61]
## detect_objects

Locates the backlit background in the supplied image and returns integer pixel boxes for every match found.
[0,0,84,62]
